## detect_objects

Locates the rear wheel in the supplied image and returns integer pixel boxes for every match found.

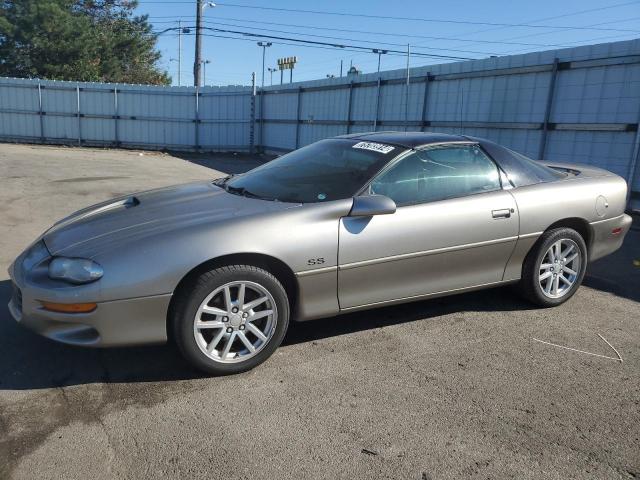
[171,265,289,375]
[519,228,587,307]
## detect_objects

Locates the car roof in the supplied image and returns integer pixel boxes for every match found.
[336,131,468,149]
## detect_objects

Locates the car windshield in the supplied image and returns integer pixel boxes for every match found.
[221,138,404,203]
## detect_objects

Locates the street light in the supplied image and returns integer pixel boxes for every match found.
[257,42,272,89]
[169,58,180,86]
[267,67,277,86]
[372,49,388,73]
[201,59,211,86]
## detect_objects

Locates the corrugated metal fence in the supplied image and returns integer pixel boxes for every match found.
[0,79,252,151]
[1,39,639,197]
[258,39,640,197]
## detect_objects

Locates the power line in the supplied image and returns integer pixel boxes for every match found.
[151,16,562,48]
[155,26,477,60]
[158,31,415,58]
[446,0,640,39]
[147,15,634,49]
[491,16,640,44]
[139,1,640,33]
[200,20,500,56]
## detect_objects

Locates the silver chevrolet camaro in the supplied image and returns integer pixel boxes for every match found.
[8,132,632,374]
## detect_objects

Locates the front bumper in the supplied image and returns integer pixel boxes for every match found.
[8,259,171,347]
[589,213,633,261]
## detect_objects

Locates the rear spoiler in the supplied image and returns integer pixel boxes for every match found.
[542,161,613,179]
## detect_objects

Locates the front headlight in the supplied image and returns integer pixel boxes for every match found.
[48,257,104,284]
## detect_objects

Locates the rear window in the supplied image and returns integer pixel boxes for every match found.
[475,139,566,187]
[507,148,568,181]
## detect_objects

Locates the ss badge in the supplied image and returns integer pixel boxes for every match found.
[307,257,325,266]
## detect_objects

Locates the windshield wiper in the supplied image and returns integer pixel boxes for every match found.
[226,185,277,201]
[213,174,234,187]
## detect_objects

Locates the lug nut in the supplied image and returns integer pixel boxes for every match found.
[239,325,245,330]
[226,327,233,333]
[242,312,248,318]
[222,316,229,322]
[232,307,239,313]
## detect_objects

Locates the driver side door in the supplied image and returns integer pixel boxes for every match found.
[338,143,519,309]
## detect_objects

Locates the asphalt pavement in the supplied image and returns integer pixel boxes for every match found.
[0,143,638,480]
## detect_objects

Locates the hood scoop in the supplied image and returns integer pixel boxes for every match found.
[87,196,140,216]
[49,196,140,233]
[70,196,140,223]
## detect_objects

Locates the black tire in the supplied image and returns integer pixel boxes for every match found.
[171,265,290,375]
[519,227,588,307]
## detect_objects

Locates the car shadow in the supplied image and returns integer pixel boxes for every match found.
[584,218,640,303]
[283,286,532,346]
[0,279,532,391]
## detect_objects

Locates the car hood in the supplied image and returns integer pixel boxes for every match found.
[43,181,298,256]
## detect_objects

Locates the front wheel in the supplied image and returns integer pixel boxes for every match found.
[519,227,587,307]
[171,265,290,375]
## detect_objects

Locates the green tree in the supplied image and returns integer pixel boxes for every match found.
[0,0,170,84]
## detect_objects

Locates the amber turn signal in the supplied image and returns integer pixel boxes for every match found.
[40,301,97,313]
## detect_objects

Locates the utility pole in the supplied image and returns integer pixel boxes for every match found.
[178,20,182,86]
[257,42,272,89]
[194,0,203,87]
[194,2,215,87]
[340,60,343,77]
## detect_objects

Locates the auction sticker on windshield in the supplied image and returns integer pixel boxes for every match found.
[352,141,395,154]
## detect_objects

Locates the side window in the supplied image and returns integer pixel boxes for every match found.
[369,144,501,206]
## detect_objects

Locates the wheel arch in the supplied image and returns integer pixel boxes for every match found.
[543,217,592,255]
[167,253,299,339]
[520,217,592,274]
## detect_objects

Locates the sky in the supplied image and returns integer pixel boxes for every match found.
[133,0,640,87]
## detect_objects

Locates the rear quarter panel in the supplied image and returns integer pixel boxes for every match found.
[504,173,628,280]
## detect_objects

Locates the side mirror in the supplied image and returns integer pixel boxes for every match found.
[348,195,396,217]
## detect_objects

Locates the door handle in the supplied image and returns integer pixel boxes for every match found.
[492,208,512,219]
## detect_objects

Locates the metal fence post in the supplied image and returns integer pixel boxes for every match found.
[194,87,200,151]
[420,74,431,132]
[346,81,354,134]
[373,77,381,130]
[295,87,302,149]
[250,72,256,154]
[113,87,119,147]
[76,84,81,146]
[37,81,44,141]
[627,120,640,205]
[538,58,559,160]
[259,88,265,151]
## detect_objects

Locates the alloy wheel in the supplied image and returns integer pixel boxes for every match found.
[538,239,581,299]
[193,281,277,363]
